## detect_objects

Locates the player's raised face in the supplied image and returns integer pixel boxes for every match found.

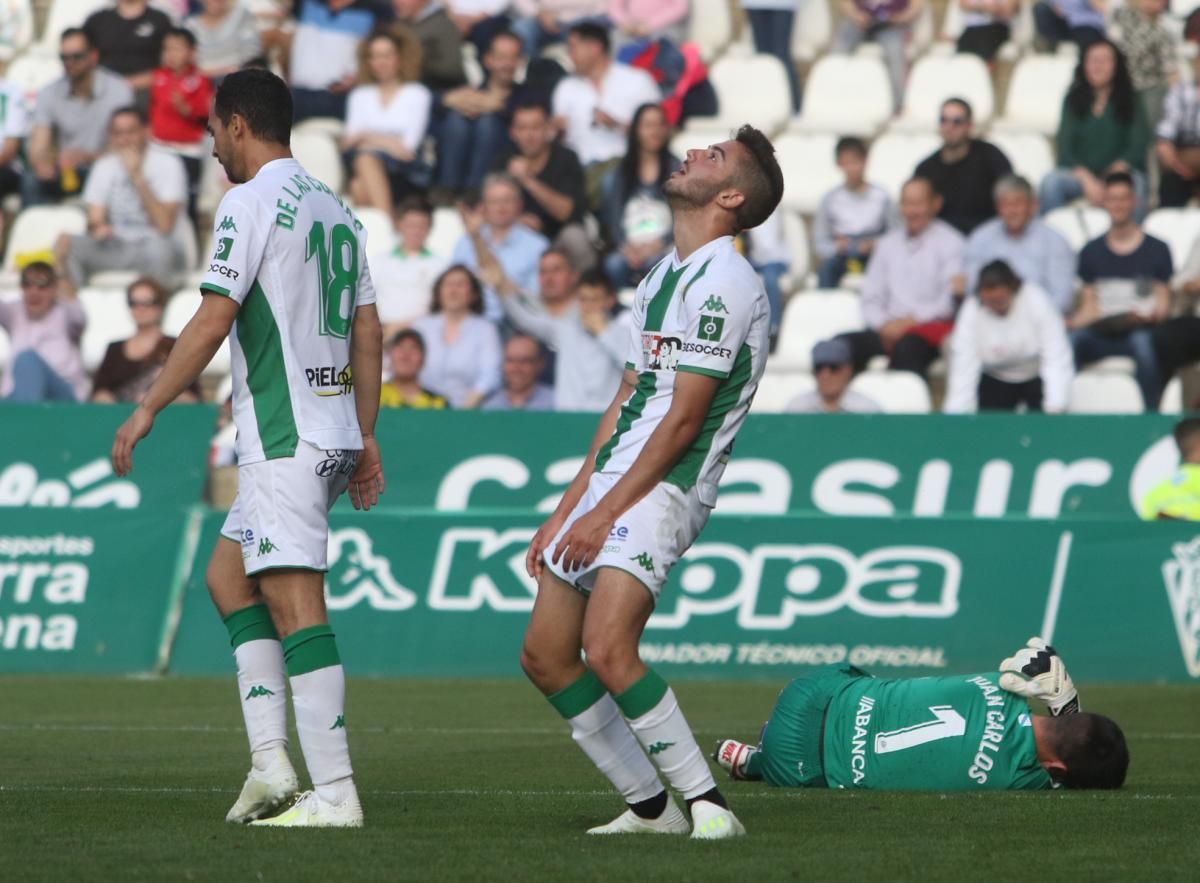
[664,140,740,208]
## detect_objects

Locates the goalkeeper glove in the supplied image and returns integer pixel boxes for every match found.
[712,739,761,781]
[998,637,1080,715]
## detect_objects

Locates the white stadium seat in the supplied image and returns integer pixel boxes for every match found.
[428,206,465,259]
[1,205,86,277]
[697,50,794,134]
[848,370,932,413]
[5,50,63,103]
[772,290,865,370]
[1144,208,1200,271]
[988,132,1055,189]
[752,371,816,413]
[781,209,811,283]
[293,117,346,140]
[865,132,941,201]
[940,0,966,41]
[687,0,734,60]
[39,0,108,48]
[793,0,833,62]
[772,132,841,214]
[1042,205,1110,252]
[164,291,231,377]
[791,55,893,136]
[1068,372,1144,413]
[351,206,398,258]
[992,54,1075,136]
[290,131,345,195]
[1161,376,1185,414]
[890,53,995,132]
[79,288,134,372]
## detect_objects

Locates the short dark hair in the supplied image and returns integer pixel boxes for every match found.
[539,246,573,267]
[1173,417,1200,456]
[20,261,56,285]
[506,332,547,361]
[1105,170,1135,190]
[431,265,485,314]
[486,28,523,54]
[395,195,432,218]
[214,68,293,147]
[977,260,1021,292]
[835,136,867,159]
[388,328,426,353]
[511,99,550,120]
[578,268,615,295]
[731,125,784,233]
[568,21,610,53]
[943,97,972,121]
[165,26,197,48]
[110,105,146,127]
[60,27,90,47]
[1051,713,1129,789]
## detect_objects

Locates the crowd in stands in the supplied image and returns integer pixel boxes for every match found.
[7,0,1200,419]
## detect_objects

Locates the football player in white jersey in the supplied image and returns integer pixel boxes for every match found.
[519,125,784,839]
[112,69,384,828]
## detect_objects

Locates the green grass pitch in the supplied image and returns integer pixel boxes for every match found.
[1,677,1197,882]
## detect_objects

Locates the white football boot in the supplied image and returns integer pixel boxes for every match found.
[249,787,364,828]
[586,797,690,835]
[689,800,746,840]
[225,747,300,823]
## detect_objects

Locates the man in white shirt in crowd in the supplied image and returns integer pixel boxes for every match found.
[482,333,557,410]
[0,261,88,402]
[838,176,965,378]
[551,21,660,168]
[785,338,881,414]
[964,175,1077,314]
[56,106,186,295]
[289,0,391,121]
[944,259,1074,413]
[813,136,892,290]
[454,172,549,321]
[371,197,449,339]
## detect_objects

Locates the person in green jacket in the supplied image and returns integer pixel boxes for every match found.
[1141,417,1200,520]
[1039,38,1150,219]
[713,638,1129,792]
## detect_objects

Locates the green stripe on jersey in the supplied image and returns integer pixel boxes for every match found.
[644,265,685,332]
[200,282,232,297]
[595,371,657,472]
[680,256,714,301]
[666,343,753,492]
[238,280,299,459]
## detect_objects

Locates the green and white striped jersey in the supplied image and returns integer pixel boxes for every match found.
[594,235,769,507]
[200,158,376,464]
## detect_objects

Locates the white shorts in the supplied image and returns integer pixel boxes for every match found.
[220,442,358,576]
[543,471,711,602]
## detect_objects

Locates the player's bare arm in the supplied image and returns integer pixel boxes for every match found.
[552,370,721,573]
[111,293,239,476]
[348,301,385,511]
[526,368,636,578]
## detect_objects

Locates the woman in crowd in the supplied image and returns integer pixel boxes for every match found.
[599,102,679,290]
[343,24,433,218]
[186,0,264,80]
[1039,39,1150,217]
[411,265,501,408]
[91,277,197,404]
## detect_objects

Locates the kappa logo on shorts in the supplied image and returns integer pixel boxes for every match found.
[648,741,675,755]
[258,537,278,556]
[630,552,655,575]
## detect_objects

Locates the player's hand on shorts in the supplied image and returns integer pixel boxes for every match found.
[551,508,612,574]
[111,405,155,477]
[348,437,385,511]
[998,637,1080,715]
[526,512,566,579]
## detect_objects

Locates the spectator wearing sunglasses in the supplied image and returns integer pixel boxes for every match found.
[914,97,1012,236]
[0,262,87,402]
[784,339,881,414]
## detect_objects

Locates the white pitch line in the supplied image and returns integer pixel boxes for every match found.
[1040,530,1073,644]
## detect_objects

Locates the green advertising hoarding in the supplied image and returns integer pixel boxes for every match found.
[351,412,1182,519]
[0,509,197,672]
[168,511,1200,683]
[0,404,217,510]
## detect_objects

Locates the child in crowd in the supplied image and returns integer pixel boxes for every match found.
[813,136,892,289]
[149,27,211,221]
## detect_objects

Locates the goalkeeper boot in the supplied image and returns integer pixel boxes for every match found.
[586,797,690,835]
[690,800,746,840]
[713,739,760,781]
[225,746,300,823]
[249,788,364,828]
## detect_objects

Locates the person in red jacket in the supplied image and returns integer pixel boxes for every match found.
[149,26,212,220]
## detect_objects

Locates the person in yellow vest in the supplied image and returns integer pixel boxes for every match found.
[1140,418,1200,520]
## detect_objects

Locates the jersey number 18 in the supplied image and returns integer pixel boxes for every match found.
[306,221,359,339]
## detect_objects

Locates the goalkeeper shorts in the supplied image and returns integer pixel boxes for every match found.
[542,471,710,603]
[760,663,869,788]
[220,442,358,576]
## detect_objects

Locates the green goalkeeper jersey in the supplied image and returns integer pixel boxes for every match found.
[821,672,1053,791]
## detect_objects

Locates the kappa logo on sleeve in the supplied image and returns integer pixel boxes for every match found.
[217,215,239,233]
[700,295,728,313]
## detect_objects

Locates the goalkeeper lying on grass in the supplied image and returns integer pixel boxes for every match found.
[714,639,1128,791]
